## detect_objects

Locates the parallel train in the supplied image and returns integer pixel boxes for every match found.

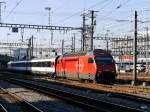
[7,49,117,83]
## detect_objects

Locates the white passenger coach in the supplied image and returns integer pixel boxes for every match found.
[7,58,56,75]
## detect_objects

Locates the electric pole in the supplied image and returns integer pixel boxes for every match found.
[73,33,75,52]
[132,10,138,86]
[82,13,86,51]
[71,34,75,52]
[45,7,53,56]
[62,40,64,55]
[45,7,51,25]
[91,10,94,51]
[146,27,149,73]
[31,35,34,59]
[105,30,110,51]
[28,37,31,60]
[27,35,34,60]
[0,1,5,23]
[72,37,74,52]
[89,10,98,51]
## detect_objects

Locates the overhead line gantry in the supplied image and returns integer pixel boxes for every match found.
[0,22,82,31]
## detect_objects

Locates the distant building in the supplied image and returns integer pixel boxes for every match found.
[111,35,150,63]
[13,48,27,60]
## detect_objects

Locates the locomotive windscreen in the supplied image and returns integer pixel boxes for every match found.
[95,56,114,65]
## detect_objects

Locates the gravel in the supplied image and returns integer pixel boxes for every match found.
[0,80,85,112]
[0,90,24,112]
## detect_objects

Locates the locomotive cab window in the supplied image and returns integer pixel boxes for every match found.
[88,58,94,63]
[95,57,114,64]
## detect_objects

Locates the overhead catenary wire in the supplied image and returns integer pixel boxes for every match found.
[96,0,132,28]
[54,0,110,24]
[4,0,24,21]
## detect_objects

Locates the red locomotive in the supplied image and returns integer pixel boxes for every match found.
[56,49,117,83]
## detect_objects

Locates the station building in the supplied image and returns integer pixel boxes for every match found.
[111,35,150,71]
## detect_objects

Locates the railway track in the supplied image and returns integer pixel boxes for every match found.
[0,103,7,112]
[50,78,150,96]
[2,77,147,112]
[0,87,44,112]
[1,72,150,100]
[1,72,150,103]
[34,78,150,105]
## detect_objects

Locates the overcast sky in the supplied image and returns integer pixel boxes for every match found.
[0,0,150,50]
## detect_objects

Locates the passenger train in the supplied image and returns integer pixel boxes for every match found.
[7,49,117,83]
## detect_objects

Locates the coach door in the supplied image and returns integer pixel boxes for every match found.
[62,58,66,78]
[63,57,79,79]
[77,56,80,79]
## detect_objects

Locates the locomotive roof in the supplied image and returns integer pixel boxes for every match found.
[63,51,87,57]
[63,49,109,57]
[8,58,56,64]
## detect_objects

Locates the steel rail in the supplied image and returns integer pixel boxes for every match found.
[5,78,145,112]
[0,87,44,112]
[0,104,8,112]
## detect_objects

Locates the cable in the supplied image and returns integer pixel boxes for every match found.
[97,0,132,23]
[4,10,46,16]
[4,0,23,21]
[86,0,110,10]
[54,0,110,24]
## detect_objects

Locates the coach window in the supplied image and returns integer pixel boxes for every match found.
[21,63,24,67]
[22,63,24,67]
[29,62,32,67]
[19,63,21,67]
[24,63,26,67]
[45,62,48,67]
[42,62,46,67]
[44,62,47,67]
[31,62,34,67]
[33,62,36,67]
[37,62,40,67]
[48,62,51,67]
[43,62,45,67]
[36,62,40,67]
[14,63,17,67]
[20,63,22,67]
[35,62,37,67]
[27,62,29,67]
[39,62,42,67]
[15,63,17,67]
[34,62,36,67]
[42,62,45,67]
